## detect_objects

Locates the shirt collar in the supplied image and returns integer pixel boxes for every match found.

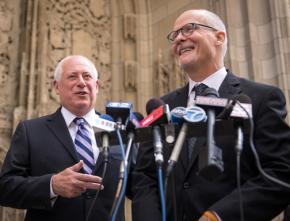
[61,107,99,127]
[188,67,227,96]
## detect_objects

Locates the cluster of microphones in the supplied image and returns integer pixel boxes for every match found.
[93,88,253,221]
[91,88,290,221]
[94,87,252,181]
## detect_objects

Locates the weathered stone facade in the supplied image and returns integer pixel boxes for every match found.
[0,0,289,220]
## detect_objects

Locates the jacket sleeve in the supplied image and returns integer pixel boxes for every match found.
[0,122,53,210]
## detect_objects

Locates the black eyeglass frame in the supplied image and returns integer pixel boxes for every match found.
[167,23,218,43]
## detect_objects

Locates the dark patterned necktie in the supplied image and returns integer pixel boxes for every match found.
[187,83,208,160]
[74,117,95,174]
[193,83,208,99]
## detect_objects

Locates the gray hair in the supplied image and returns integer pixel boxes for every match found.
[54,55,98,81]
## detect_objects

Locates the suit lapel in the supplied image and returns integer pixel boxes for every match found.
[185,137,206,177]
[185,71,242,177]
[46,108,105,174]
[46,108,79,162]
[170,84,189,108]
[218,70,242,98]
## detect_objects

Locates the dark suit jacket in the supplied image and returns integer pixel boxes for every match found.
[0,108,125,221]
[132,70,290,221]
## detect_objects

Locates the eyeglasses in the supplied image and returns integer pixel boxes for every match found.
[167,23,218,43]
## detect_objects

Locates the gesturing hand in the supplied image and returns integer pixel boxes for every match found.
[51,161,103,198]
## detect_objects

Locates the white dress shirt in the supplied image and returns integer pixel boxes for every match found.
[187,67,227,107]
[50,107,100,199]
[61,107,99,162]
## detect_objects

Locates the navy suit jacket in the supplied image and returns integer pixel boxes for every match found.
[132,70,290,221]
[0,108,125,221]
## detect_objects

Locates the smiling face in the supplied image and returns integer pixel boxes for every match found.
[53,56,99,116]
[171,10,225,81]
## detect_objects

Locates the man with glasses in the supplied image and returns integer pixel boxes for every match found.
[132,9,290,221]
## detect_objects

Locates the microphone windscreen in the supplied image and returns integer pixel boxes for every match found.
[146,98,164,115]
[232,94,252,104]
[132,112,144,121]
[100,114,114,122]
[202,87,219,97]
[170,107,186,124]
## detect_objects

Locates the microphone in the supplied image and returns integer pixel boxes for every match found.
[144,99,168,221]
[231,94,252,154]
[125,112,144,163]
[142,98,170,165]
[195,88,224,181]
[216,99,237,119]
[93,115,116,133]
[140,98,170,127]
[86,114,115,221]
[166,105,207,177]
[216,93,253,119]
[94,114,115,154]
[126,112,143,131]
[230,94,252,119]
[170,106,187,124]
[118,112,144,189]
[106,101,133,124]
[146,98,164,115]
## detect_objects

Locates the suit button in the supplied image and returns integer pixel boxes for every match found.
[83,192,93,199]
[183,182,190,189]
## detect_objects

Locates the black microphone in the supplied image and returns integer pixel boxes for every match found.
[230,94,252,154]
[195,88,224,180]
[117,112,144,190]
[86,114,115,221]
[142,98,170,165]
[216,99,237,119]
[125,112,144,164]
[106,101,133,124]
[146,98,164,115]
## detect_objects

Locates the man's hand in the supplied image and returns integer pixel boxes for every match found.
[198,211,220,221]
[198,215,211,221]
[51,161,103,198]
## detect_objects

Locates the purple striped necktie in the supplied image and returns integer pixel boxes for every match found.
[73,117,95,174]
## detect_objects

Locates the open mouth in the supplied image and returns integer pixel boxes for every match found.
[179,46,195,55]
[76,91,88,95]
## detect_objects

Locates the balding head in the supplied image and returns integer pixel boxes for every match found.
[175,9,227,57]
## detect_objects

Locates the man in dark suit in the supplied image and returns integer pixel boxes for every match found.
[132,9,290,221]
[0,55,125,221]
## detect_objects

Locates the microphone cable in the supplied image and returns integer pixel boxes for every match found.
[235,126,244,221]
[86,114,113,221]
[152,125,166,221]
[237,101,290,189]
[85,146,109,221]
[169,170,178,221]
[158,167,166,221]
[110,128,128,221]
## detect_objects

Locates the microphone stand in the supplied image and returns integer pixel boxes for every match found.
[85,133,110,221]
[152,126,166,221]
[198,109,224,180]
[109,123,129,221]
[165,123,188,193]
